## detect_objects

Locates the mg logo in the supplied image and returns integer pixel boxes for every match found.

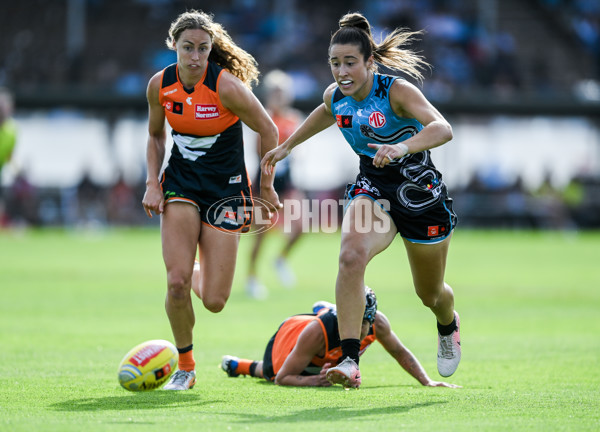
[368,111,386,128]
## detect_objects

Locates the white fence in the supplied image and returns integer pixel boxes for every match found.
[4,112,599,193]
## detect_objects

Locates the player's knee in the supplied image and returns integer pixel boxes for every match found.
[417,282,451,308]
[166,274,191,302]
[338,247,368,272]
[417,289,441,309]
[202,296,227,313]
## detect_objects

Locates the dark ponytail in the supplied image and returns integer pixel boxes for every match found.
[330,12,429,82]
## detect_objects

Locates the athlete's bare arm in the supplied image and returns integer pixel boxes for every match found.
[219,72,281,213]
[274,321,332,387]
[369,80,454,168]
[389,80,452,153]
[261,84,337,175]
[142,71,167,217]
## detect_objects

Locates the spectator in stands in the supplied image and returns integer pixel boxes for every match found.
[0,87,16,179]
[0,87,17,225]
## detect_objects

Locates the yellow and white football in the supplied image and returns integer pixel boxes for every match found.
[118,339,178,391]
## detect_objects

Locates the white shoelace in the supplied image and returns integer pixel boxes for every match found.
[170,370,191,385]
[439,334,455,359]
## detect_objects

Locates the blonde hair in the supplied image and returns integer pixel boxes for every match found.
[263,69,293,92]
[263,69,294,100]
[331,12,430,82]
[166,10,259,88]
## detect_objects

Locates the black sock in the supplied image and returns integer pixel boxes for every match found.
[340,338,361,365]
[249,361,259,377]
[177,344,193,354]
[437,318,457,336]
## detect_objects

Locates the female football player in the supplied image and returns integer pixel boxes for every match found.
[142,10,281,390]
[220,288,460,389]
[261,12,460,388]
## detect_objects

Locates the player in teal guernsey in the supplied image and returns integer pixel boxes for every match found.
[331,73,450,217]
[331,73,423,157]
[262,12,461,388]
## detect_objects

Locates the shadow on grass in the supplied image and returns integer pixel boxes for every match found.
[252,381,431,391]
[49,392,218,412]
[229,401,447,424]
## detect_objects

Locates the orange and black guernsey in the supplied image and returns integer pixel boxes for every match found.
[159,62,252,209]
[261,309,376,381]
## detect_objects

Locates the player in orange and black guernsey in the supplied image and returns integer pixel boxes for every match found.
[245,70,307,299]
[142,10,282,391]
[220,287,460,389]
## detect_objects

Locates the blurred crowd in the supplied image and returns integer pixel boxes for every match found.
[540,0,600,58]
[1,172,147,228]
[0,0,598,103]
[3,167,599,230]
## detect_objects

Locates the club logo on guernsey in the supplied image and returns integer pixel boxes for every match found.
[195,104,220,119]
[368,111,386,128]
[164,101,183,115]
[336,115,353,128]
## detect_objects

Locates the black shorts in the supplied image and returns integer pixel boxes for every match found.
[161,167,253,233]
[345,156,457,243]
[261,333,277,382]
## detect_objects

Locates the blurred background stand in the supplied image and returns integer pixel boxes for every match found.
[0,0,599,229]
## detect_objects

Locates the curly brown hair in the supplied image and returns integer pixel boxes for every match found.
[166,10,260,88]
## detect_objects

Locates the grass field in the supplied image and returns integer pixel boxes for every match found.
[1,227,599,431]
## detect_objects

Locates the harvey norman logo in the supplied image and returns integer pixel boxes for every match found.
[195,104,220,119]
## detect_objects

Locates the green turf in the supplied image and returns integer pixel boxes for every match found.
[1,228,598,431]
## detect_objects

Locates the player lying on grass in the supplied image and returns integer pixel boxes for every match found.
[220,287,461,388]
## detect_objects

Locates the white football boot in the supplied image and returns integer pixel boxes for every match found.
[245,277,268,300]
[437,311,461,377]
[326,357,361,389]
[312,301,336,314]
[163,369,196,390]
[274,257,296,288]
[221,355,240,378]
